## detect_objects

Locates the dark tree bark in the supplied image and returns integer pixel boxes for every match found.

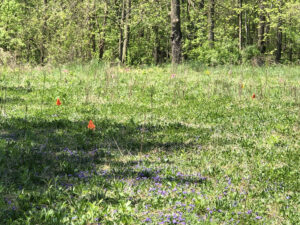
[276,24,282,63]
[171,0,182,64]
[244,8,248,45]
[258,0,266,54]
[275,0,283,63]
[186,0,191,23]
[99,1,108,60]
[208,0,215,48]
[238,0,242,50]
[265,17,270,47]
[153,0,161,64]
[200,0,205,9]
[171,0,182,65]
[153,25,160,64]
[183,0,194,60]
[288,17,293,61]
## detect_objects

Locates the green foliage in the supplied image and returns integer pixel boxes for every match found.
[0,0,24,52]
[241,45,261,63]
[0,0,299,64]
[185,40,241,66]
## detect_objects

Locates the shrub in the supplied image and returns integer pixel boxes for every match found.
[241,45,261,63]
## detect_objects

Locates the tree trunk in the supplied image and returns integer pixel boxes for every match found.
[183,0,193,60]
[171,0,182,65]
[122,0,131,63]
[238,0,242,50]
[99,1,108,60]
[119,0,126,61]
[200,0,205,9]
[288,17,293,61]
[276,24,282,63]
[244,9,248,45]
[208,0,215,48]
[275,0,283,63]
[90,1,97,55]
[288,45,292,62]
[153,26,160,64]
[258,0,266,54]
[265,19,270,47]
[41,0,48,64]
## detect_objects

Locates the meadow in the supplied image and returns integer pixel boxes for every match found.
[0,63,299,224]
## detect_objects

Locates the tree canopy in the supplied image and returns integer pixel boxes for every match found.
[0,0,299,65]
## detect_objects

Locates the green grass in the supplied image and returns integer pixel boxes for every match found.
[0,63,299,224]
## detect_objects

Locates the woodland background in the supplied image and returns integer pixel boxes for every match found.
[0,0,299,66]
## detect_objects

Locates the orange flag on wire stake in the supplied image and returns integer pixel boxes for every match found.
[56,98,61,106]
[87,120,96,130]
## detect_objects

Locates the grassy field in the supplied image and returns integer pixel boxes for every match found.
[0,63,299,224]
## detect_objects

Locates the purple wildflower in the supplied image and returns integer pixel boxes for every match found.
[144,217,152,223]
[153,175,161,182]
[177,172,183,176]
[228,178,232,185]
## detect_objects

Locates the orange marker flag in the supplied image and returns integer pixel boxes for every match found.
[87,120,96,130]
[56,98,61,106]
[252,93,256,99]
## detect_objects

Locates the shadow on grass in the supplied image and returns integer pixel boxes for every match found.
[0,117,212,185]
[0,96,25,104]
[0,85,32,93]
[0,117,211,222]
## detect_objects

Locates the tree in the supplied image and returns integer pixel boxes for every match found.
[275,0,283,63]
[258,0,266,54]
[0,0,299,65]
[238,0,242,50]
[171,0,182,64]
[119,0,126,61]
[99,1,108,60]
[122,0,131,63]
[208,0,215,48]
